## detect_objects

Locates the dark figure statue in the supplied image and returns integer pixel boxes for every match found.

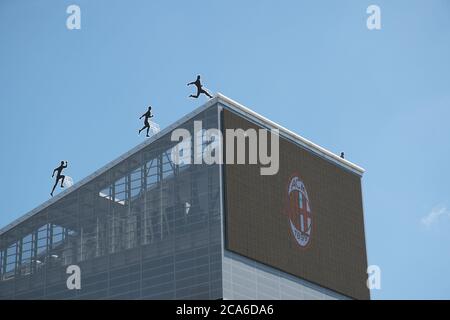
[139,106,154,137]
[51,161,68,196]
[187,75,213,99]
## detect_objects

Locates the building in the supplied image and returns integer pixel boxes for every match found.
[0,94,369,300]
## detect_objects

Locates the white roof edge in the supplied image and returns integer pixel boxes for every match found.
[215,93,365,176]
[0,93,364,237]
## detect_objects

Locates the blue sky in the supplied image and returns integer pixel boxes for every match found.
[1,0,449,299]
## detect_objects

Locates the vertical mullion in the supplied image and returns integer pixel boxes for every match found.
[158,153,163,240]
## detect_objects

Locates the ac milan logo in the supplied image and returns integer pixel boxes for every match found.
[285,174,312,248]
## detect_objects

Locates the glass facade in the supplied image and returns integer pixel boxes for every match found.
[0,97,362,300]
[0,105,222,299]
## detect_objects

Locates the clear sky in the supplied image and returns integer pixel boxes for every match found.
[1,0,449,299]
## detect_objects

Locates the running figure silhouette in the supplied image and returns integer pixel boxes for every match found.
[187,75,213,99]
[138,106,154,137]
[51,161,68,196]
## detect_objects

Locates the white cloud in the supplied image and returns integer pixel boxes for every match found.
[421,205,450,227]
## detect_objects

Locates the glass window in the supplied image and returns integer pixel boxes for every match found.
[0,249,3,278]
[145,158,158,184]
[5,243,17,275]
[114,176,127,204]
[21,234,34,264]
[162,153,174,179]
[37,224,49,255]
[99,186,111,199]
[130,167,142,198]
[52,225,64,247]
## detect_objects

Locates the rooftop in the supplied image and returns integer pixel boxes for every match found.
[0,93,364,236]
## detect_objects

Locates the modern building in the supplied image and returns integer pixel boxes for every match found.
[0,94,369,300]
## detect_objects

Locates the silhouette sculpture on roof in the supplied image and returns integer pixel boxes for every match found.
[139,106,154,138]
[187,75,213,99]
[51,161,68,196]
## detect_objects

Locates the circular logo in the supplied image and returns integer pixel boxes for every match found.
[285,175,312,248]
